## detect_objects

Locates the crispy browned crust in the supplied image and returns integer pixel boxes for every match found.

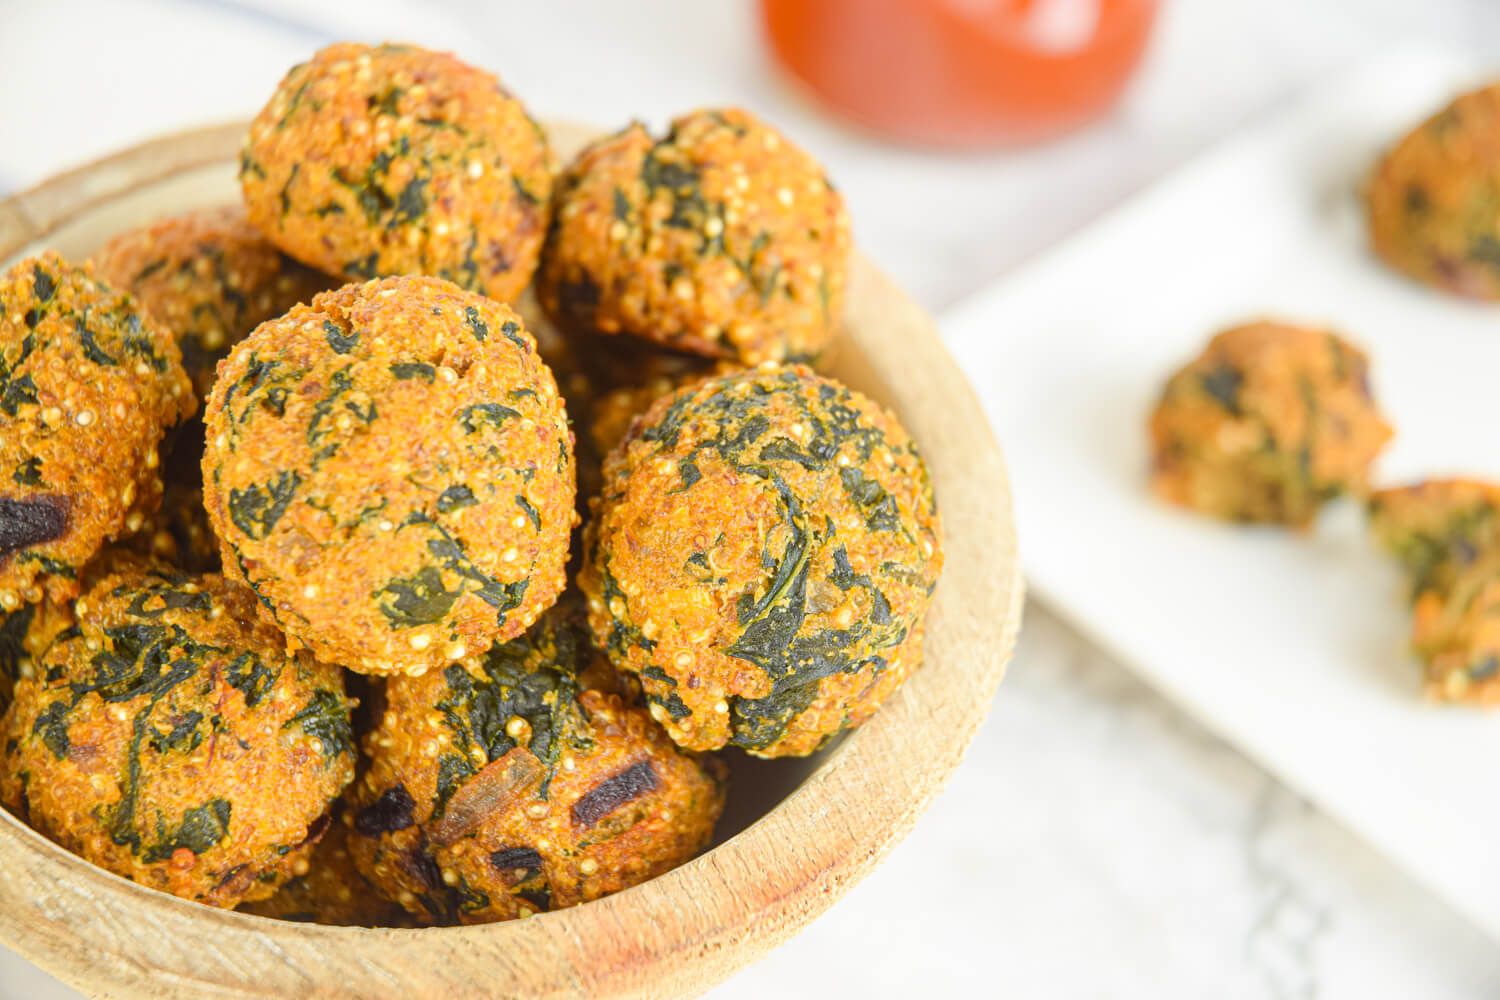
[0,253,194,608]
[241,42,553,304]
[1,568,353,907]
[201,275,576,676]
[580,365,941,756]
[93,205,332,400]
[347,602,725,924]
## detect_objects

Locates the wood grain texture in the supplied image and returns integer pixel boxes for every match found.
[0,123,1022,1000]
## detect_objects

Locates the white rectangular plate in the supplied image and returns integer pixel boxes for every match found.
[944,45,1500,939]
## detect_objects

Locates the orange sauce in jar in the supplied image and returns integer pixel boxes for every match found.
[760,0,1159,146]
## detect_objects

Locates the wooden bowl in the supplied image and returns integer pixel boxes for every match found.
[0,123,1022,999]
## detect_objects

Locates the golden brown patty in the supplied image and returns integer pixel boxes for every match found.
[92,205,331,400]
[1149,321,1392,527]
[0,253,193,608]
[241,42,553,303]
[1367,82,1500,299]
[580,365,942,757]
[347,602,725,924]
[0,568,354,907]
[539,108,850,365]
[201,276,575,676]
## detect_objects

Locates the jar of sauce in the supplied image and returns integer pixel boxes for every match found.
[760,0,1159,147]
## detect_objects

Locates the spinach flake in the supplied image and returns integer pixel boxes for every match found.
[437,484,478,513]
[75,317,119,366]
[32,701,70,759]
[323,320,359,355]
[143,798,231,862]
[226,651,277,707]
[149,711,204,754]
[464,305,488,342]
[12,457,43,487]
[391,362,436,382]
[459,403,521,434]
[228,470,301,540]
[284,689,353,760]
[1199,364,1243,415]
[514,494,541,530]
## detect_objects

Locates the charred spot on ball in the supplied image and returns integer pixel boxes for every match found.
[0,496,69,555]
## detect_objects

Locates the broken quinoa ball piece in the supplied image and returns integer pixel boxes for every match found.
[92,205,331,400]
[0,253,193,610]
[1149,321,1392,528]
[538,108,851,365]
[1369,478,1500,600]
[1408,549,1500,705]
[241,42,553,304]
[1366,82,1500,300]
[347,601,725,925]
[0,568,354,908]
[580,365,942,757]
[201,275,575,676]
[1368,478,1500,706]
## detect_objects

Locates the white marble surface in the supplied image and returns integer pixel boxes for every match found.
[2,1,1500,996]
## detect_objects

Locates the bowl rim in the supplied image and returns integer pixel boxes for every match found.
[0,122,1022,1000]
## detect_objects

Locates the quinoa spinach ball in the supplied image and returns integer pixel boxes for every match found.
[241,42,553,304]
[539,108,851,365]
[0,253,193,610]
[93,205,331,400]
[1367,82,1500,300]
[1149,321,1392,528]
[0,568,355,908]
[580,365,942,757]
[347,602,725,924]
[201,275,575,676]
